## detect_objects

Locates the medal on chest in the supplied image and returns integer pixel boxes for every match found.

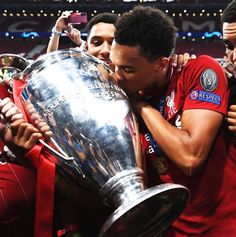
[143,131,169,175]
[151,155,169,175]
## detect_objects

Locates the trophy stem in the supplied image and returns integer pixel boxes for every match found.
[100,168,145,208]
[99,183,189,237]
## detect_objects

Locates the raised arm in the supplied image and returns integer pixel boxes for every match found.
[47,11,85,53]
[47,11,71,53]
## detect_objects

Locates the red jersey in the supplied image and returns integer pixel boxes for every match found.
[140,55,236,236]
[0,79,55,237]
[0,142,35,237]
[0,84,36,236]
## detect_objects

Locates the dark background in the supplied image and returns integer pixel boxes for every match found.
[0,0,231,59]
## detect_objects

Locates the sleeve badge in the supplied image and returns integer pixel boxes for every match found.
[200,68,218,92]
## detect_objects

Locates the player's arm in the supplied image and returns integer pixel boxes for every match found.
[227,105,236,135]
[47,11,72,53]
[133,99,223,176]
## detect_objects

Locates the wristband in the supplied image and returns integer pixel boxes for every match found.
[51,27,62,36]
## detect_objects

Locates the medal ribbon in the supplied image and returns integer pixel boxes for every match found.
[145,95,165,157]
[144,65,174,159]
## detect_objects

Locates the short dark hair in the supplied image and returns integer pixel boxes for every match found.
[114,5,177,60]
[221,0,236,25]
[86,13,118,38]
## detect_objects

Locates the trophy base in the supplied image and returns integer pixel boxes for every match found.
[99,183,189,237]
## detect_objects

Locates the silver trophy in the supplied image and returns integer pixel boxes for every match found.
[0,53,29,87]
[20,49,189,237]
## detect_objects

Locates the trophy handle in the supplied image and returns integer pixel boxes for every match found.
[39,138,74,161]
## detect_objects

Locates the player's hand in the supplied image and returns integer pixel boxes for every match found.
[0,98,42,151]
[171,53,196,71]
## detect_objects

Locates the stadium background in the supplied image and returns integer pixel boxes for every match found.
[0,0,231,60]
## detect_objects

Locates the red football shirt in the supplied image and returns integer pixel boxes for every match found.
[140,55,236,236]
[0,83,36,236]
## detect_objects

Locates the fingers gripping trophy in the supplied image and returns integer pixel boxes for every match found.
[20,49,189,237]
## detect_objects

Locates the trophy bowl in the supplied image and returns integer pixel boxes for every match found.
[20,49,189,237]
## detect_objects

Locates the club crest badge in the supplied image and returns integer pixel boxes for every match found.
[200,68,218,92]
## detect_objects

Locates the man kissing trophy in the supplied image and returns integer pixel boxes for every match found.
[20,49,189,237]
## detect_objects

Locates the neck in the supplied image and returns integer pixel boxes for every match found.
[143,62,172,97]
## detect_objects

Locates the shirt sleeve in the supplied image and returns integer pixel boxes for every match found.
[183,55,229,115]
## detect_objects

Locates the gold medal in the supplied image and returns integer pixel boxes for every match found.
[152,156,169,175]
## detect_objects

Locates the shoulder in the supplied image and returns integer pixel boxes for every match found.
[178,55,228,96]
[196,55,218,63]
[181,55,226,83]
[189,55,224,73]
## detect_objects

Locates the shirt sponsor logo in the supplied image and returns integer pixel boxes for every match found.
[190,90,221,105]
[200,68,218,91]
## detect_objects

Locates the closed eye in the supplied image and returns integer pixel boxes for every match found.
[122,66,136,73]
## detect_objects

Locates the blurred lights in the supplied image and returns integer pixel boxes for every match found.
[0,7,225,18]
[0,5,224,42]
[0,30,223,40]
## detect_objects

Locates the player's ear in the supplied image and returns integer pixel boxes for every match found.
[155,57,169,72]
